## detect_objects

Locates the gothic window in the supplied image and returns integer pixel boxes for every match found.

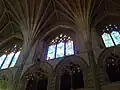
[47,45,56,60]
[47,34,74,60]
[60,63,84,90]
[66,41,74,56]
[102,24,120,47]
[105,54,120,82]
[0,45,21,69]
[56,42,64,58]
[1,52,14,69]
[0,55,6,67]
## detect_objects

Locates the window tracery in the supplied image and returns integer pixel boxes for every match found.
[47,34,74,60]
[0,45,21,69]
[102,24,120,47]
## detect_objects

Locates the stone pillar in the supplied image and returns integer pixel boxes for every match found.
[82,70,89,88]
[86,40,101,90]
[97,67,108,85]
[86,68,96,88]
[13,41,33,90]
[84,26,101,90]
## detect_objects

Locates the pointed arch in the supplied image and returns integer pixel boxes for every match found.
[22,61,54,79]
[54,56,88,72]
[54,56,88,90]
[20,61,54,90]
[98,47,120,82]
[98,47,120,68]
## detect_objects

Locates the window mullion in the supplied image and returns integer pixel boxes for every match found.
[109,33,116,46]
[73,40,75,55]
[0,54,7,69]
[8,50,17,68]
[64,41,66,56]
[55,43,57,58]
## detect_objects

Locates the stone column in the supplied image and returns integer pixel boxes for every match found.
[97,67,108,85]
[86,38,101,90]
[79,26,100,90]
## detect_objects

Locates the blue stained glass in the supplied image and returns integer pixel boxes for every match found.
[0,55,6,67]
[102,33,114,47]
[47,44,56,60]
[1,52,14,69]
[111,31,120,45]
[56,42,64,58]
[66,40,74,56]
[10,51,20,67]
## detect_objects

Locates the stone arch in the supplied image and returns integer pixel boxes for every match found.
[98,46,120,68]
[42,25,77,43]
[20,61,53,90]
[38,24,86,61]
[54,56,88,90]
[54,56,88,72]
[98,46,120,83]
[0,37,23,53]
[39,23,78,41]
[95,13,120,28]
[38,25,80,61]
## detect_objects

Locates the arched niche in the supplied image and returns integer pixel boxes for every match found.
[98,46,120,83]
[36,25,85,62]
[36,25,80,62]
[54,56,88,90]
[20,61,53,90]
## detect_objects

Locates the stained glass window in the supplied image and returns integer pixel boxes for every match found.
[66,40,74,56]
[102,24,120,47]
[47,45,56,60]
[0,45,21,69]
[10,51,20,67]
[56,42,64,58]
[111,31,120,45]
[46,34,74,60]
[1,52,14,69]
[102,33,114,47]
[0,55,6,67]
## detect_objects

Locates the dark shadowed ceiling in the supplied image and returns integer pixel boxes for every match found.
[0,0,120,50]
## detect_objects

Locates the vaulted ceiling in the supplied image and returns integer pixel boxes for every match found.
[0,0,120,50]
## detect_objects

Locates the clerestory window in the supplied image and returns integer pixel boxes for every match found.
[102,24,120,47]
[0,45,21,69]
[46,34,74,60]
